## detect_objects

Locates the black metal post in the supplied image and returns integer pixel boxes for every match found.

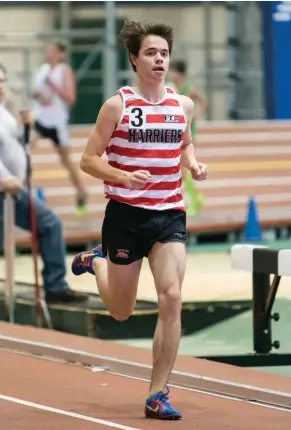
[252,272,272,353]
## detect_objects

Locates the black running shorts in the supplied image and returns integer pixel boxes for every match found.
[101,199,188,265]
[34,120,69,147]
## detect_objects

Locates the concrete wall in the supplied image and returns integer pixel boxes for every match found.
[0,3,229,119]
[0,6,56,106]
[0,7,56,70]
[73,3,229,119]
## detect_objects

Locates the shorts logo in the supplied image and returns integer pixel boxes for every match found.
[116,249,129,259]
[174,233,183,237]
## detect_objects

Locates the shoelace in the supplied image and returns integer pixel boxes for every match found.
[159,390,171,408]
[149,386,171,408]
[161,393,170,404]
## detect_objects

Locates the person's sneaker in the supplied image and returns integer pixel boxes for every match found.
[71,244,106,276]
[145,386,182,420]
[75,193,87,217]
[45,288,88,304]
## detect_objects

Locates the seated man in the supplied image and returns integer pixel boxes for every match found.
[0,63,87,304]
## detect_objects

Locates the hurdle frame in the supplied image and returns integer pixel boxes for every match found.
[3,193,15,323]
[196,244,291,368]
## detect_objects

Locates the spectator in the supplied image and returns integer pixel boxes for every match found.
[30,41,87,217]
[168,60,206,215]
[0,63,87,304]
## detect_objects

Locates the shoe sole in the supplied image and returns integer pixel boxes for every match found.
[145,411,182,420]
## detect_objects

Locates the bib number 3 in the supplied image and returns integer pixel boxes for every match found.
[130,107,144,127]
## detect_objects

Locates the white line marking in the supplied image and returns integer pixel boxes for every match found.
[109,372,291,414]
[1,335,291,399]
[0,394,140,430]
[1,343,291,416]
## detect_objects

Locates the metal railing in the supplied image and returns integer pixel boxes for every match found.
[3,194,15,323]
[3,193,53,328]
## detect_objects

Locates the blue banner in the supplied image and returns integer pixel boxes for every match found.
[261,1,291,119]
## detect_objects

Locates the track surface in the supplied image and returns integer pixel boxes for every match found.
[1,348,290,430]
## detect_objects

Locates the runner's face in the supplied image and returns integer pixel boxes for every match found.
[45,44,63,64]
[132,35,170,83]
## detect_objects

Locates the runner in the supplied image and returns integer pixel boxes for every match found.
[71,20,208,420]
[31,41,87,216]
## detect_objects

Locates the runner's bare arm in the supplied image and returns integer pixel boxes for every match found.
[80,94,130,183]
[46,66,76,105]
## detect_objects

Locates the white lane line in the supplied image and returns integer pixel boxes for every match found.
[0,394,140,430]
[109,372,291,414]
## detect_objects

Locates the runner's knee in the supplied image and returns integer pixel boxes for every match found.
[109,305,134,321]
[157,287,181,321]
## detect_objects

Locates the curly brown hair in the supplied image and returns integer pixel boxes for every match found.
[119,20,173,72]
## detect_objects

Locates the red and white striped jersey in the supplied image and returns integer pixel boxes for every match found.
[104,86,187,211]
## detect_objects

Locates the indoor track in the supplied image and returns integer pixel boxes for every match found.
[1,323,291,429]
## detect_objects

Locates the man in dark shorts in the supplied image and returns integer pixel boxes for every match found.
[71,20,208,420]
[31,41,87,216]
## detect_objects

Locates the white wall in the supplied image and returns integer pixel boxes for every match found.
[0,6,57,105]
[0,3,229,119]
[73,3,229,119]
[0,7,56,66]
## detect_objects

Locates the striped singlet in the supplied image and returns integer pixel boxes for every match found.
[104,86,187,211]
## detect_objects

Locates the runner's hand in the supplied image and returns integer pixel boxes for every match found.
[122,170,151,189]
[189,162,208,181]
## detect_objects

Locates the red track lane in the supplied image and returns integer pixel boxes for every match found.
[0,350,290,430]
[2,403,104,430]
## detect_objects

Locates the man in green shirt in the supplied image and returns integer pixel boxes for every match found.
[168,60,206,216]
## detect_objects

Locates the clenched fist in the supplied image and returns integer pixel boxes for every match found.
[189,162,208,181]
[122,170,151,189]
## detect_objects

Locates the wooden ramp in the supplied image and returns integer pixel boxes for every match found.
[15,120,291,248]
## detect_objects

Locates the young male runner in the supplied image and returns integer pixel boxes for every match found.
[31,41,87,216]
[71,20,208,420]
